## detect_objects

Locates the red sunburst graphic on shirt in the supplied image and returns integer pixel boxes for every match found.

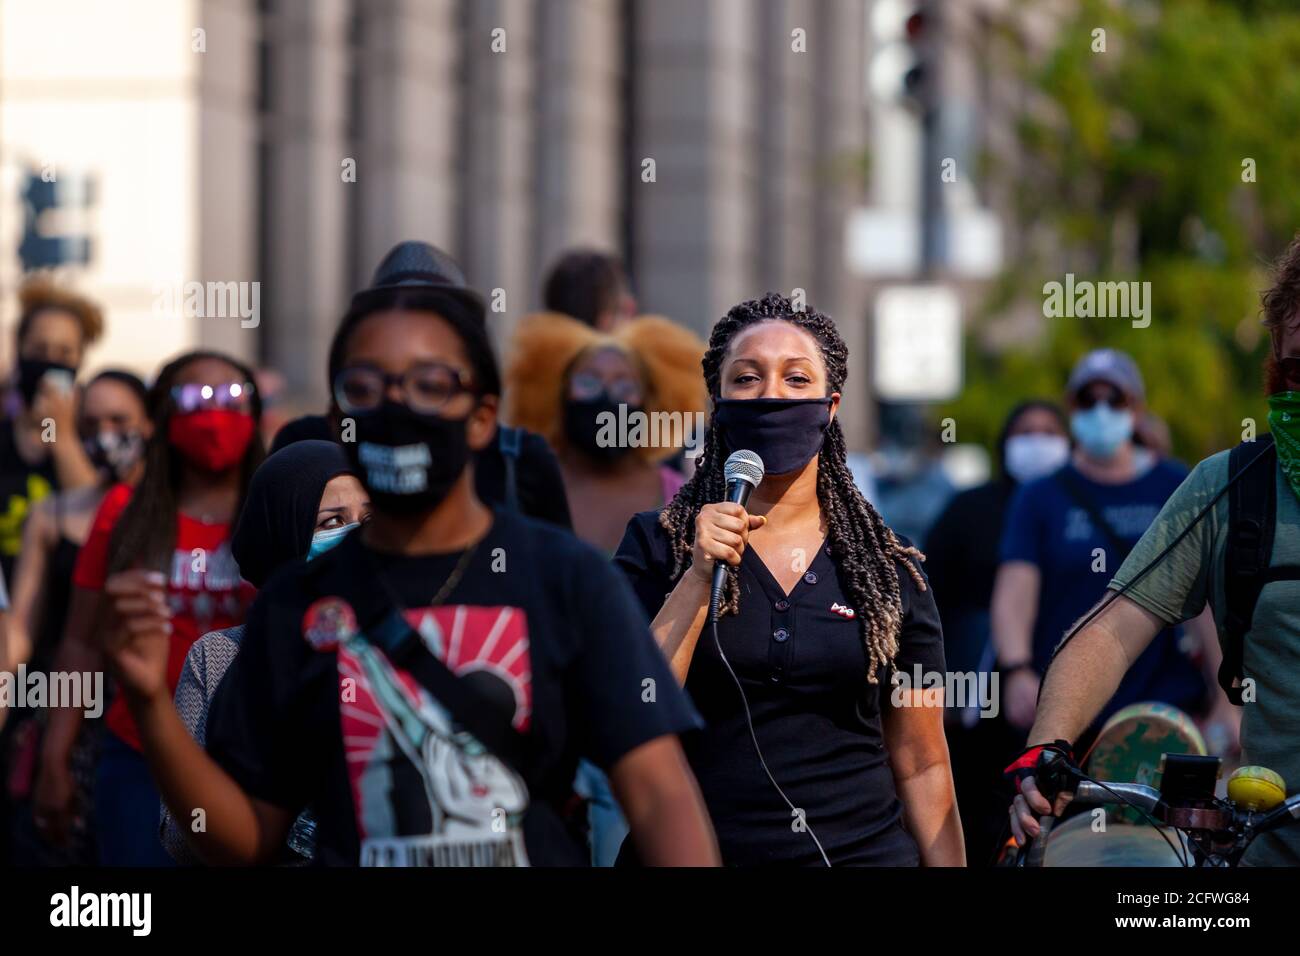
[398,604,532,731]
[335,604,533,844]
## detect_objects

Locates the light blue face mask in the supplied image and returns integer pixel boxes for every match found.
[1070,405,1134,460]
[308,522,359,561]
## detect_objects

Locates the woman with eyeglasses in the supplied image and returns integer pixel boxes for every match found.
[97,242,716,867]
[34,350,264,865]
[505,311,706,555]
[504,312,706,866]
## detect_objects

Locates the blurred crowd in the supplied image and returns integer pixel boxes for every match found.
[0,243,1245,868]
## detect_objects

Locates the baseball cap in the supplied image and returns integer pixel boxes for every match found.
[1066,348,1145,401]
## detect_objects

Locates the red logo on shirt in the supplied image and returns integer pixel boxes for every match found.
[831,602,856,619]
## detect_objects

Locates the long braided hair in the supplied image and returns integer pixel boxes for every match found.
[659,292,927,683]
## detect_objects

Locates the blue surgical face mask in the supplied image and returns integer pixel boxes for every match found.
[308,522,359,560]
[1070,405,1133,460]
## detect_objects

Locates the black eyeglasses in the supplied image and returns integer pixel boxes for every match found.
[333,362,472,415]
[1076,386,1128,411]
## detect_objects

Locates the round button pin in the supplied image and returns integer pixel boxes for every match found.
[302,597,357,652]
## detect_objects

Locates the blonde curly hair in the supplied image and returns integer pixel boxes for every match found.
[504,311,707,464]
[16,273,105,348]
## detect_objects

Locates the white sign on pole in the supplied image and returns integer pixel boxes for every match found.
[845,207,921,278]
[873,285,962,402]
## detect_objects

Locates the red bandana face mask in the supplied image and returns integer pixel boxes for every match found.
[167,409,255,473]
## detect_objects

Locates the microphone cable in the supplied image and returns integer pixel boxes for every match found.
[709,614,832,867]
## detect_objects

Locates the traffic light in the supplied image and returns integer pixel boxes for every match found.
[901,5,928,103]
[868,0,933,113]
[18,168,93,270]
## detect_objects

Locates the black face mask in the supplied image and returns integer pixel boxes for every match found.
[17,358,76,406]
[714,397,833,475]
[563,394,639,464]
[343,401,473,514]
[83,430,144,482]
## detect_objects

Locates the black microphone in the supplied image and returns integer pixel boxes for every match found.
[709,449,765,622]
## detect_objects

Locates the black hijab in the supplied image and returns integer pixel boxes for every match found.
[232,439,353,587]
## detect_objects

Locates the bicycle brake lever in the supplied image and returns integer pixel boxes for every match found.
[1034,748,1081,804]
[1013,752,1079,867]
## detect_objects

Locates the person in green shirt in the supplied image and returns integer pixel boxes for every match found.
[1008,237,1300,866]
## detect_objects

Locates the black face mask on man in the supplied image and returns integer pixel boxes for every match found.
[713,397,833,475]
[563,393,639,464]
[343,401,473,513]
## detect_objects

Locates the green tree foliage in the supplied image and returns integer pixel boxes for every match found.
[945,0,1300,460]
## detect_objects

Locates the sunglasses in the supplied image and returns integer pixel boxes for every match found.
[1076,386,1129,411]
[171,381,255,413]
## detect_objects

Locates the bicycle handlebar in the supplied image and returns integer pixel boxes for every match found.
[1072,780,1162,814]
[1018,759,1300,867]
[1254,793,1300,835]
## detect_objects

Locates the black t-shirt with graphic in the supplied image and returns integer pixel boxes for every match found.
[205,507,701,866]
[614,510,946,866]
[0,419,58,583]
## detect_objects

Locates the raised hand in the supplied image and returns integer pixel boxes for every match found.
[103,570,173,703]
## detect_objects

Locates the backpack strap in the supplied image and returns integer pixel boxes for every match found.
[1055,468,1135,563]
[1222,435,1277,705]
[497,425,523,513]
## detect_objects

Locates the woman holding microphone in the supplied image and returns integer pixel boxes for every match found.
[615,292,964,866]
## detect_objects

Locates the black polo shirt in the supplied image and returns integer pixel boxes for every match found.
[615,510,945,866]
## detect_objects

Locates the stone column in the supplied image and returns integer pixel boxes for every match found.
[355,0,461,280]
[755,0,817,302]
[813,0,873,449]
[260,0,350,406]
[631,0,761,336]
[459,0,535,349]
[196,0,260,363]
[531,0,624,303]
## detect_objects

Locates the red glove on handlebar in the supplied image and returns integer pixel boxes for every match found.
[1004,740,1074,794]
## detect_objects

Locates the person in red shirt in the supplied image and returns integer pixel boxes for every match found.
[33,350,264,865]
